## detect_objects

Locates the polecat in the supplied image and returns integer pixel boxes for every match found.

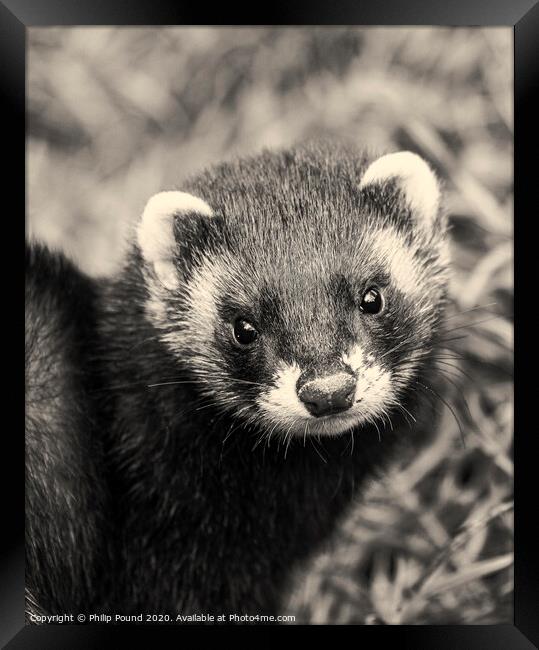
[25,141,449,620]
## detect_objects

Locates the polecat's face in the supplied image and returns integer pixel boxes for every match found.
[139,146,449,438]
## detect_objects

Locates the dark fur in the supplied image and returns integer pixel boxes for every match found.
[25,244,111,618]
[25,142,448,620]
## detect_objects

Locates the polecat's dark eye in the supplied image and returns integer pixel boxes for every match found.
[233,318,259,346]
[359,288,384,314]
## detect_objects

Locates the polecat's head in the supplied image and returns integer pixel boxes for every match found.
[137,144,449,438]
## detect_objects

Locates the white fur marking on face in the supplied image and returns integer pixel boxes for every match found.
[343,344,366,372]
[258,348,396,438]
[355,364,393,416]
[360,151,440,224]
[137,190,213,290]
[372,227,424,296]
[145,255,224,365]
[258,361,359,437]
[259,362,306,421]
[177,258,224,363]
[343,344,365,374]
[343,343,394,421]
[153,260,180,291]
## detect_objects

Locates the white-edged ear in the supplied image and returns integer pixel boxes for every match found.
[137,191,213,290]
[359,151,440,224]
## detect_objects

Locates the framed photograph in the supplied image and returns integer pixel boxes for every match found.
[4,1,535,647]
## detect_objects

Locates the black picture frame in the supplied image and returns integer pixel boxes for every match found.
[5,1,535,647]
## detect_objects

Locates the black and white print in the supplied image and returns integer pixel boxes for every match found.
[26,27,513,625]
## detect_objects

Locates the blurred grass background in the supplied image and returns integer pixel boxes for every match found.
[27,27,513,624]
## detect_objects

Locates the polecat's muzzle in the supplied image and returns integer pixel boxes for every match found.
[297,372,357,417]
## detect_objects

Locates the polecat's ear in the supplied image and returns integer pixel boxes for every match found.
[359,151,440,226]
[137,191,213,290]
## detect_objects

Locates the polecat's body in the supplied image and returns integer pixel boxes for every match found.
[25,245,111,617]
[26,141,449,619]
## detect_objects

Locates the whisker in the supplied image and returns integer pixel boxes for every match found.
[414,380,466,448]
[229,378,269,389]
[309,437,327,464]
[147,379,205,388]
[284,425,294,459]
[434,359,475,384]
[435,372,477,430]
[444,302,498,321]
[397,403,416,425]
[437,315,507,334]
[372,418,382,442]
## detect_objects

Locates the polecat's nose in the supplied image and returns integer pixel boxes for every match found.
[297,373,356,417]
